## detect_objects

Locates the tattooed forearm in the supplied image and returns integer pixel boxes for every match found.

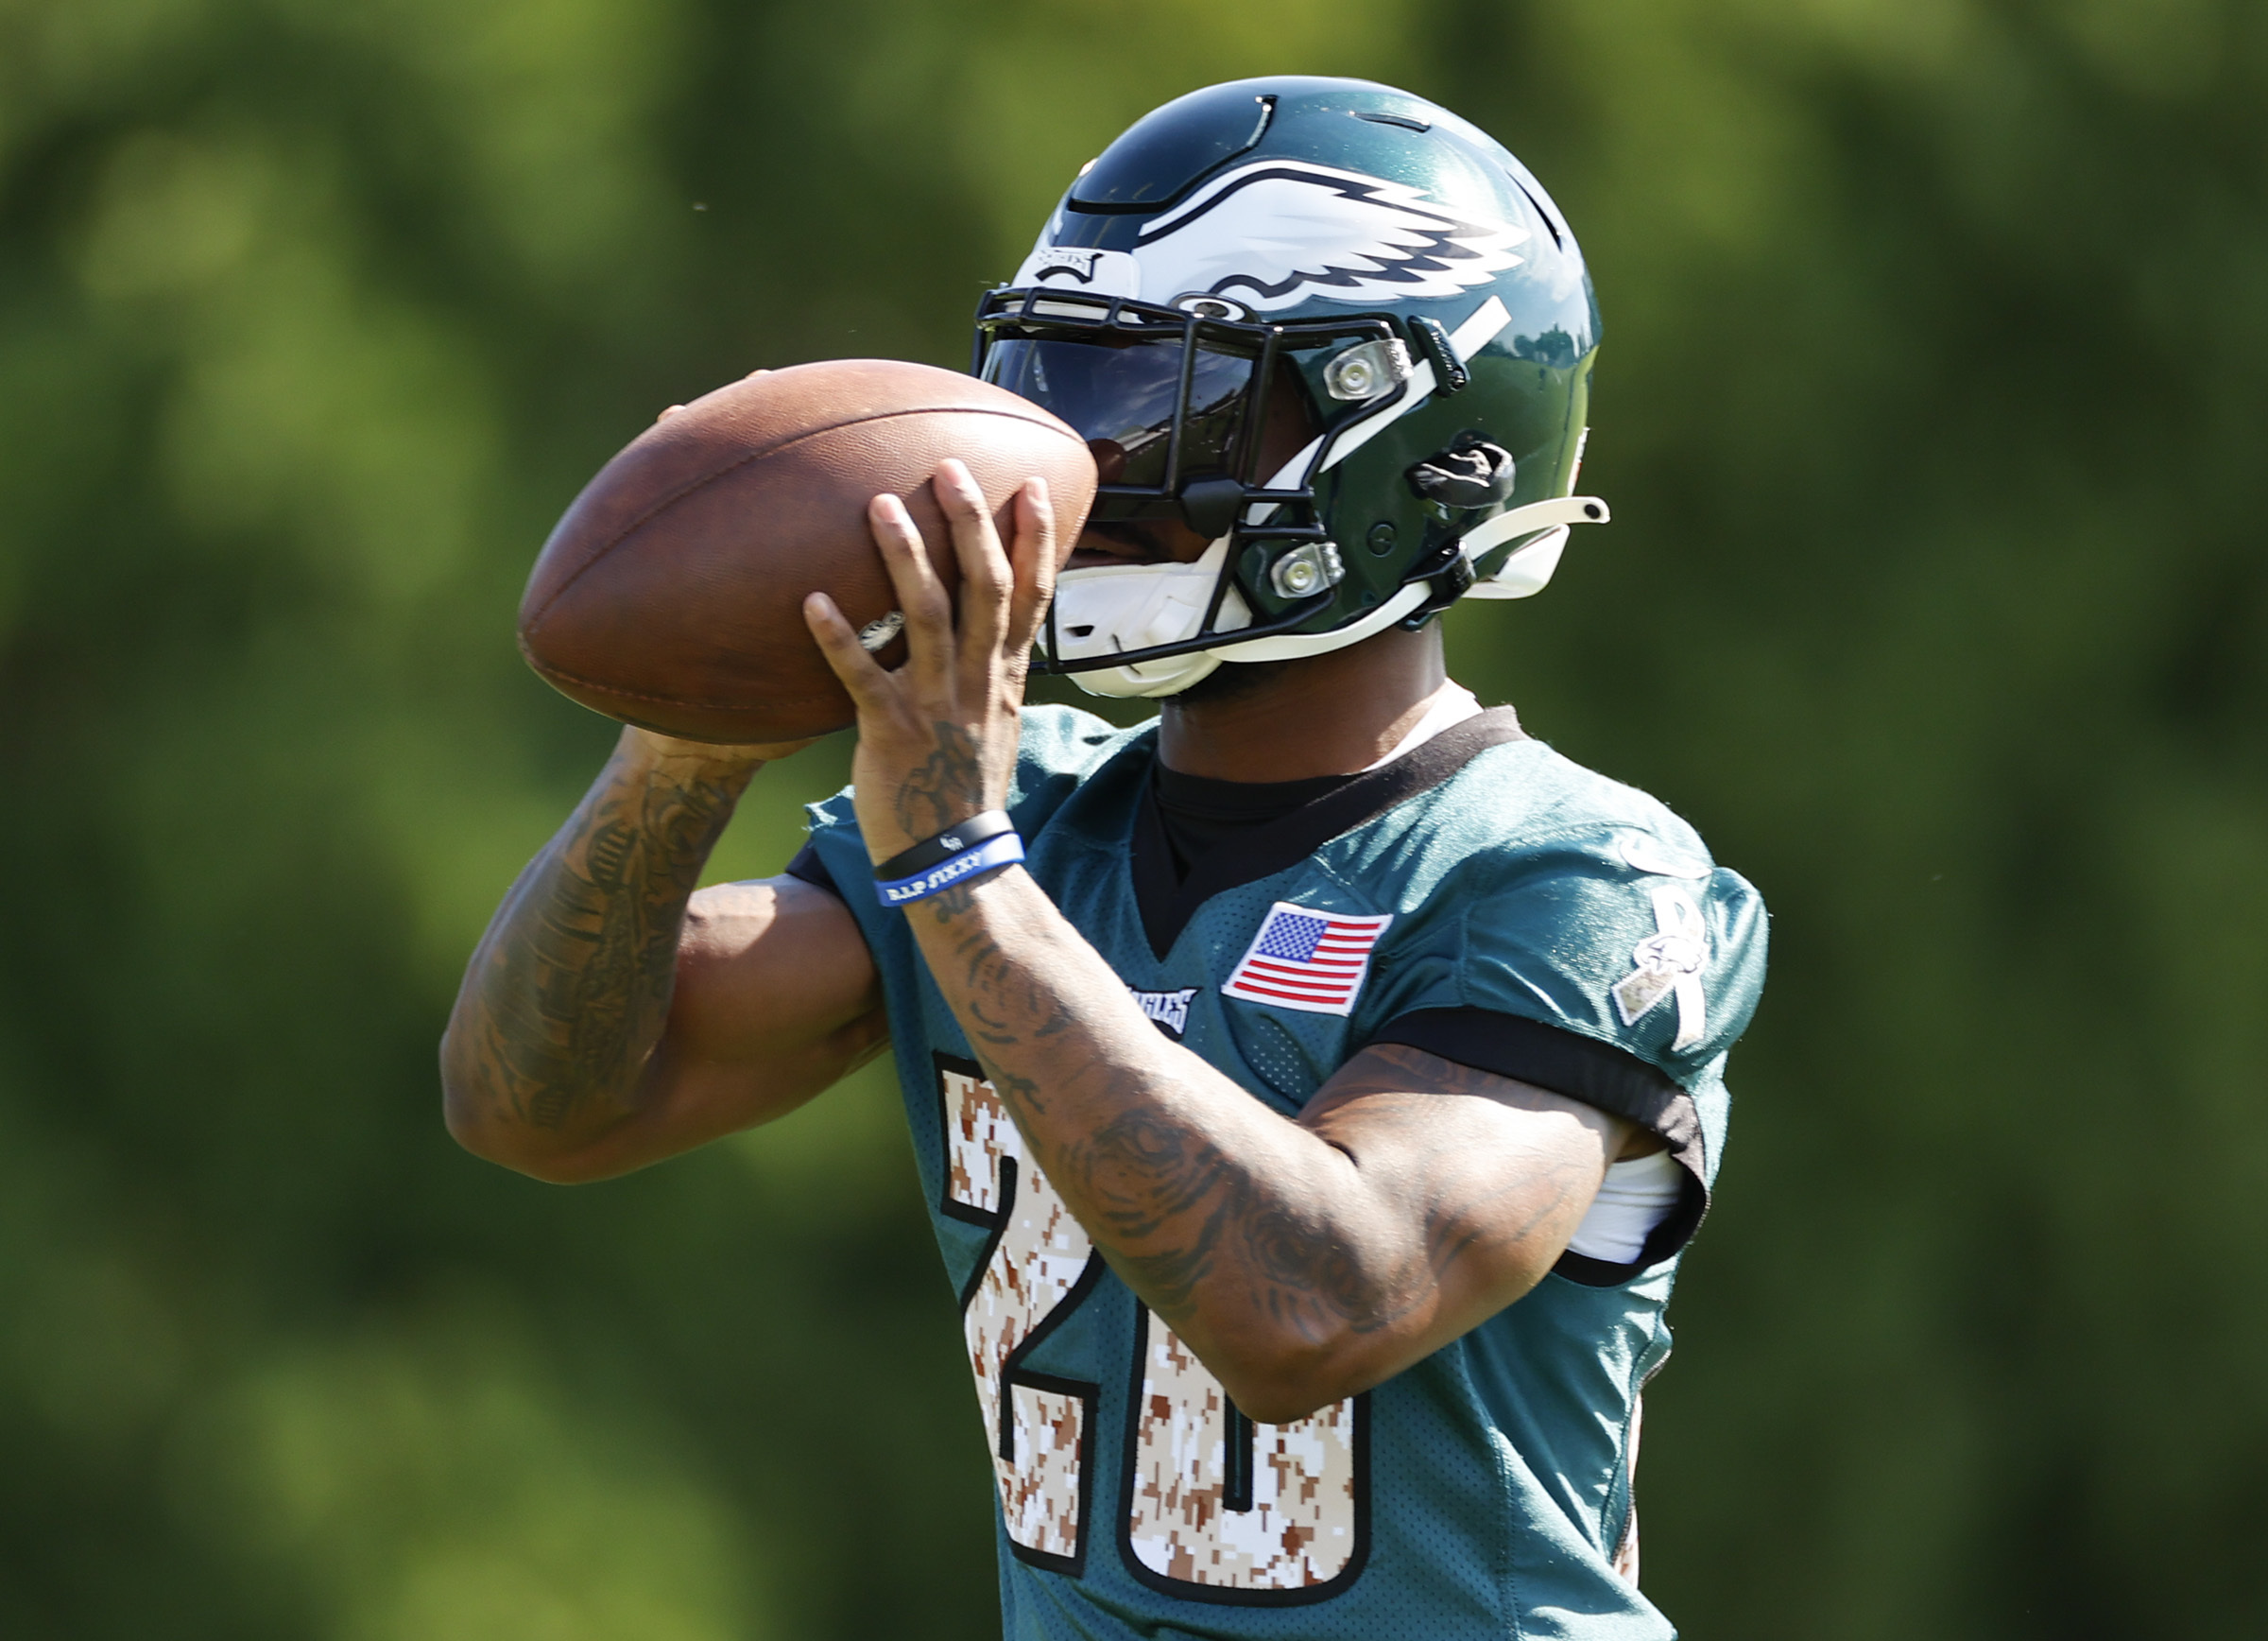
[957,926,1076,1047]
[949,889,1450,1332]
[906,871,1624,1414]
[446,739,750,1139]
[1063,1088,1569,1342]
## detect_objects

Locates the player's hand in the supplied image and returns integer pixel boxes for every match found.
[801,458,1057,863]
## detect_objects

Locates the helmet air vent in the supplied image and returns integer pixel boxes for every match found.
[1509,174,1566,251]
[1356,112,1431,133]
[1070,88,1279,210]
[1246,95,1279,148]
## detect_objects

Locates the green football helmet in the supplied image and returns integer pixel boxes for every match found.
[975,76,1607,699]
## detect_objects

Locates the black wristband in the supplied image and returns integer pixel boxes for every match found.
[872,810,1016,881]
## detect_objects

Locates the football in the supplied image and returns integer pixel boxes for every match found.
[518,358,1097,745]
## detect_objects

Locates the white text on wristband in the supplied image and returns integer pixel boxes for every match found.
[873,832,1025,907]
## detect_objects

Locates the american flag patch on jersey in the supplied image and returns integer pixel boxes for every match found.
[1220,903,1395,1017]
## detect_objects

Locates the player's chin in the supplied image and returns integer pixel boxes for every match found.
[1169,657,1287,708]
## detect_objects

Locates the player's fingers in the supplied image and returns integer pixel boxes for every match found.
[934,459,1013,657]
[868,492,954,689]
[1003,477,1057,660]
[802,593,895,706]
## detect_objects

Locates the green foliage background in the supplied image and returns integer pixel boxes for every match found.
[3,0,2263,1635]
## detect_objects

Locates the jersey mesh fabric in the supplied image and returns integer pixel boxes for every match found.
[800,705,1767,1640]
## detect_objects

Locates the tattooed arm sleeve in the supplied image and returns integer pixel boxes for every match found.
[440,727,885,1183]
[901,868,1630,1424]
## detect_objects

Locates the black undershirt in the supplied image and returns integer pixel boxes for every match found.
[1150,763,1361,883]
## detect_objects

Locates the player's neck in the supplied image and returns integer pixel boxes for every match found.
[1157,624,1454,783]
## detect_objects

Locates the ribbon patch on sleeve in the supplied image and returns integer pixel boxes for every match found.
[1612,885,1710,1051]
[1618,832,1710,880]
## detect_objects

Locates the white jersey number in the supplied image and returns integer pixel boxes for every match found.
[941,1061,1366,1597]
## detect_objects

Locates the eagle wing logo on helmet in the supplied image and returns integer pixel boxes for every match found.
[1136,160,1526,311]
[1011,161,1528,312]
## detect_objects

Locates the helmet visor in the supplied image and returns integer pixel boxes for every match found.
[981,335,1257,493]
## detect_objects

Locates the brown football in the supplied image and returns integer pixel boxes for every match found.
[517,358,1097,744]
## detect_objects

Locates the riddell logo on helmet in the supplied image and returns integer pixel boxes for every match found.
[1014,161,1526,313]
[1026,247,1108,285]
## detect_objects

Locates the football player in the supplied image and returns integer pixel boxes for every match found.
[445,77,1768,1640]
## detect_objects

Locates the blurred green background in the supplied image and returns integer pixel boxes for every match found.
[3,0,2263,1635]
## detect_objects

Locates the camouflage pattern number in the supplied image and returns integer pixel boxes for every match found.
[941,1060,1366,1595]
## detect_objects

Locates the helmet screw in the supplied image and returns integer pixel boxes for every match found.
[1323,338,1413,402]
[1366,522,1398,555]
[1269,542,1348,600]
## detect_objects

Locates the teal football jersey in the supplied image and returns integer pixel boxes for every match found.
[798,704,1767,1640]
